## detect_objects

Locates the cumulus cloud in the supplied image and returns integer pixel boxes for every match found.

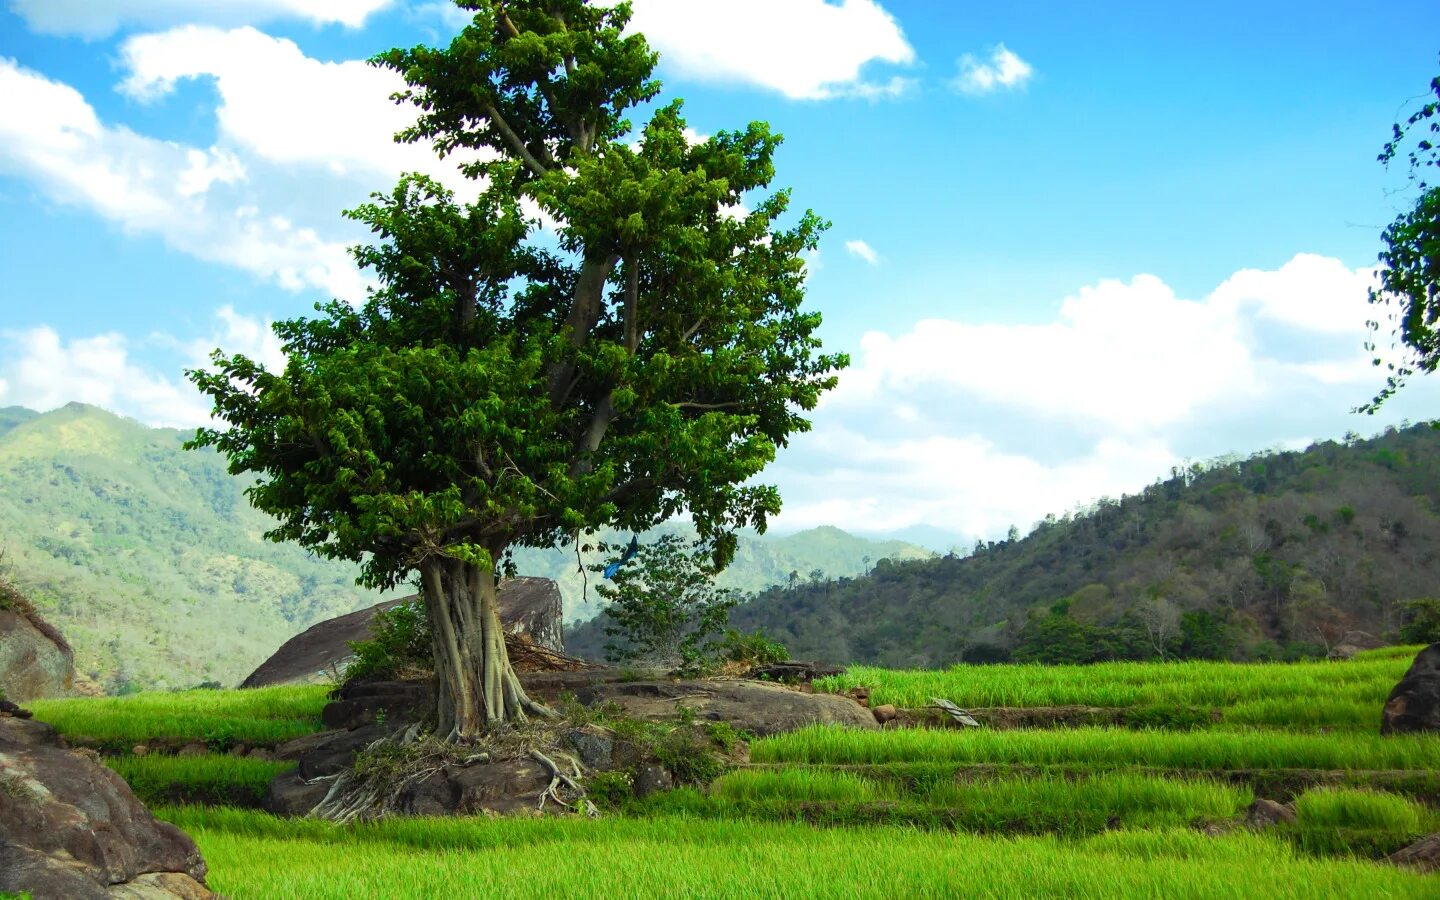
[627,0,915,100]
[951,44,1033,95]
[0,327,212,428]
[0,308,290,428]
[0,57,367,299]
[7,0,394,39]
[119,26,432,179]
[769,254,1419,544]
[844,239,880,265]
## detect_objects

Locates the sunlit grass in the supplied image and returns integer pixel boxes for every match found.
[106,754,295,807]
[753,724,1440,771]
[816,650,1418,731]
[27,684,329,747]
[156,807,1438,899]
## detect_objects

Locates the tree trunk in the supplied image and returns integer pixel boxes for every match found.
[419,555,547,741]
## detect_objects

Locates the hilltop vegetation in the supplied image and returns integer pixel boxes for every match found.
[0,404,927,691]
[715,423,1440,668]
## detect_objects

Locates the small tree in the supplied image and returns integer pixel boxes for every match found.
[1363,65,1440,411]
[595,534,738,671]
[187,0,843,740]
[1398,598,1440,644]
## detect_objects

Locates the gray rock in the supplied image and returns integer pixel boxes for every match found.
[632,763,673,799]
[1389,832,1440,873]
[572,678,877,737]
[0,606,74,701]
[241,577,566,688]
[1245,799,1297,827]
[0,718,212,898]
[563,726,615,771]
[263,770,333,818]
[1382,643,1440,735]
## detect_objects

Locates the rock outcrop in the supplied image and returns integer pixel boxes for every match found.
[0,709,212,899]
[240,577,566,687]
[1390,832,1440,873]
[1381,643,1440,735]
[0,581,75,701]
[1328,630,1386,660]
[566,678,879,737]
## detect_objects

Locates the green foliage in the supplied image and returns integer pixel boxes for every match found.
[344,600,432,681]
[717,627,789,667]
[583,770,634,809]
[1364,66,1440,411]
[594,535,739,672]
[1398,599,1440,644]
[1013,610,1098,664]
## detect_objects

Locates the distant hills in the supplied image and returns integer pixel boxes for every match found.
[0,404,930,691]
[674,422,1440,668]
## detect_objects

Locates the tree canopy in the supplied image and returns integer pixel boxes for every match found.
[188,0,845,738]
[1363,65,1440,411]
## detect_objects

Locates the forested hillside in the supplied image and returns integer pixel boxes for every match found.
[578,423,1440,668]
[0,403,406,691]
[0,404,928,691]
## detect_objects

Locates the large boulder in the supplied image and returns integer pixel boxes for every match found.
[570,678,878,737]
[0,588,75,701]
[241,576,566,688]
[1381,643,1440,735]
[1329,630,1386,660]
[0,707,212,899]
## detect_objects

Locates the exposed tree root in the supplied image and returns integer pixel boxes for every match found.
[530,748,597,817]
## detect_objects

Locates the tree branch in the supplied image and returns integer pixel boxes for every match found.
[624,260,640,352]
[484,101,550,177]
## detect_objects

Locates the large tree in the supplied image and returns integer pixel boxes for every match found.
[1363,66,1440,411]
[189,0,845,741]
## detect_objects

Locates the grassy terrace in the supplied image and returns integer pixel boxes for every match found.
[16,653,1438,897]
[159,807,1439,900]
[27,683,330,749]
[752,725,1440,771]
[814,647,1417,730]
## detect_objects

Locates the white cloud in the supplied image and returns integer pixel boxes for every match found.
[0,57,367,299]
[0,327,212,428]
[844,239,879,265]
[0,309,292,428]
[951,44,1033,95]
[627,0,915,100]
[771,253,1421,543]
[119,26,431,179]
[7,0,394,39]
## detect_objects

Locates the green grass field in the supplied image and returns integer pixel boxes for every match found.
[815,648,1416,731]
[27,683,329,749]
[18,654,1439,898]
[157,807,1438,900]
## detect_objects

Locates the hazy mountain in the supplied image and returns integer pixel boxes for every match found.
[695,423,1440,668]
[0,404,930,691]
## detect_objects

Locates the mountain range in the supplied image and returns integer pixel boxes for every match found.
[0,404,930,690]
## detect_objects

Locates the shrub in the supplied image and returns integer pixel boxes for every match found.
[344,600,431,682]
[718,628,789,667]
[1398,599,1440,644]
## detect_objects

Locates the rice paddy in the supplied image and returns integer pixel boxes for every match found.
[26,683,329,748]
[20,652,1440,898]
[814,648,1417,730]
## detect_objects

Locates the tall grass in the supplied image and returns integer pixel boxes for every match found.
[753,725,1440,771]
[156,807,1438,899]
[699,769,1251,832]
[106,754,295,807]
[27,684,329,747]
[816,653,1416,721]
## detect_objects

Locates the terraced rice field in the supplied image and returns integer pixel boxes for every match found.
[21,651,1440,898]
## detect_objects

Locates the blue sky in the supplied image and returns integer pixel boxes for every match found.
[2,0,1438,549]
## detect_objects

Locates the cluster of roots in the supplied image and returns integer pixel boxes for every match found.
[306,719,596,823]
